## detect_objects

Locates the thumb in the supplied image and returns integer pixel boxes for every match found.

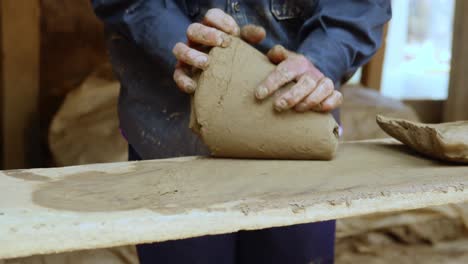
[240,24,266,45]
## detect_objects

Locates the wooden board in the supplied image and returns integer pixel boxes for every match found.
[0,0,41,169]
[1,140,468,259]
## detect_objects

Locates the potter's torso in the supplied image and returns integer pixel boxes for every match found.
[108,0,320,159]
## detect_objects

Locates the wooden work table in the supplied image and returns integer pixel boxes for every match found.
[1,140,468,259]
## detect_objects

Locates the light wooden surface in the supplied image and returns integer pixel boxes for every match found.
[1,140,467,259]
[444,0,468,121]
[0,0,41,169]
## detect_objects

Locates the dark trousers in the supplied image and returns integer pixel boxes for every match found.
[129,145,335,264]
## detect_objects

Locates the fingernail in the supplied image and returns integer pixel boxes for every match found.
[198,56,208,63]
[186,82,196,93]
[255,86,269,99]
[220,35,232,47]
[197,56,209,68]
[233,26,240,36]
[295,103,308,112]
[274,99,288,112]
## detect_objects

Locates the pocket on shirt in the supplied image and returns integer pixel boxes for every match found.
[270,0,311,20]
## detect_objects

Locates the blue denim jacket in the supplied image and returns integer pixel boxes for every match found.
[92,0,391,159]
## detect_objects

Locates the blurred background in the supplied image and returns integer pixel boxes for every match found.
[2,0,467,170]
[1,0,467,263]
[382,0,454,100]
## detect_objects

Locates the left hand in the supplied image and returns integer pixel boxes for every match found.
[255,45,343,113]
[172,9,266,93]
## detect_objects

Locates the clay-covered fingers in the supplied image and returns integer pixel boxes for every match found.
[173,62,196,93]
[321,90,343,112]
[203,8,240,36]
[255,55,309,100]
[241,24,266,44]
[274,74,318,112]
[172,42,209,70]
[187,23,232,48]
[294,77,336,112]
[259,45,341,112]
[267,45,292,64]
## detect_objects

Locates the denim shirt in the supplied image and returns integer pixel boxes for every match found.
[92,0,391,159]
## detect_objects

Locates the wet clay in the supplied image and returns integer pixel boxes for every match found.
[190,38,339,160]
[31,142,467,214]
[377,115,468,163]
[4,170,50,182]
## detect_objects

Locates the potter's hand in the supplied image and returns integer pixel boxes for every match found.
[255,45,343,112]
[173,8,266,93]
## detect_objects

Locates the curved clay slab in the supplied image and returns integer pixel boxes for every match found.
[191,38,339,160]
[376,115,468,163]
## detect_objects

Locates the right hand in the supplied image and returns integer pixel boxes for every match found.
[173,8,266,93]
[256,45,343,113]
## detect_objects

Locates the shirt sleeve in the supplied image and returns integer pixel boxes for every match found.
[297,0,392,84]
[91,0,190,69]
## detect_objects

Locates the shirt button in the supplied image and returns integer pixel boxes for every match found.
[232,2,241,12]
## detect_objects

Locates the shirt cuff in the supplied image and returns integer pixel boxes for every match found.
[297,29,350,85]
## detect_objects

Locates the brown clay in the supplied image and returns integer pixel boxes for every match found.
[377,115,468,163]
[191,38,339,160]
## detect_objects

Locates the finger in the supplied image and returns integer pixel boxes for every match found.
[320,90,343,112]
[273,88,288,99]
[203,8,240,36]
[173,62,197,93]
[241,24,266,44]
[187,39,207,51]
[274,74,318,112]
[172,42,209,70]
[187,23,232,47]
[267,45,292,64]
[294,77,334,112]
[255,56,309,100]
[186,40,211,55]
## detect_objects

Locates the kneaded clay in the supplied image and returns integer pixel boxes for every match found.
[377,115,468,163]
[190,38,339,160]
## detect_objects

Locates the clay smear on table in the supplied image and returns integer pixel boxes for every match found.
[30,142,467,215]
[190,37,339,160]
[377,115,468,163]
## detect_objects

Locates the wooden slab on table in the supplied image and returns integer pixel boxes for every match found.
[1,140,468,259]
